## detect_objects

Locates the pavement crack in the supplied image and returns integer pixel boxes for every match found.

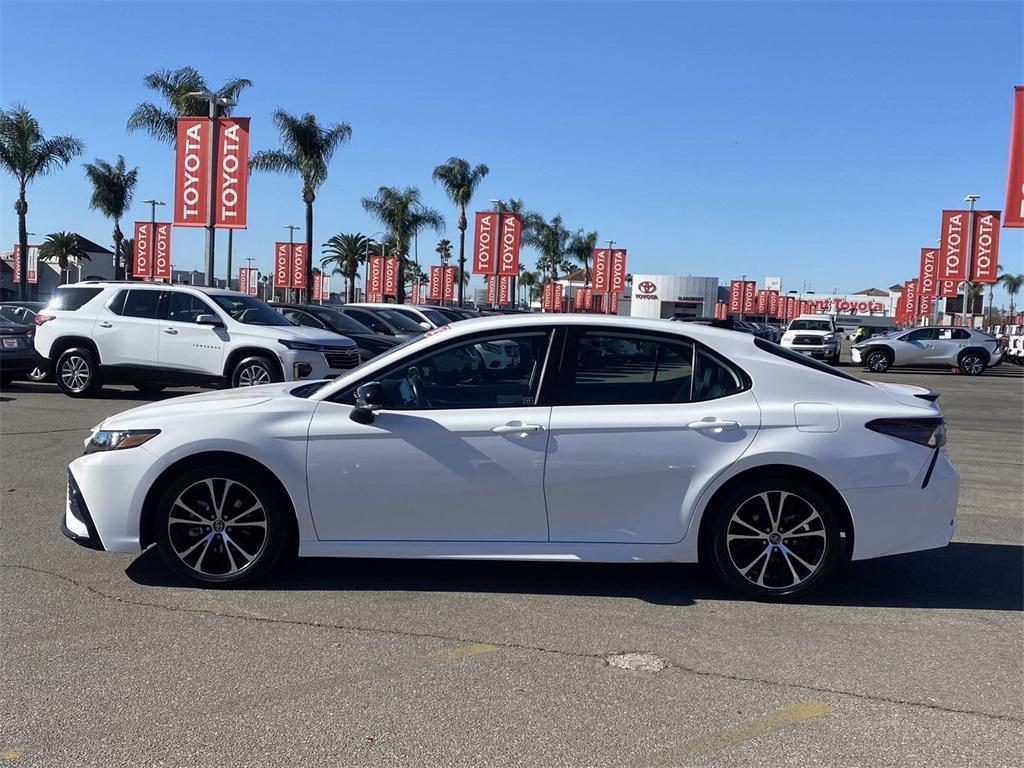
[5,562,1022,726]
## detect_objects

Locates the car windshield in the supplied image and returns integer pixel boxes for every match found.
[370,308,424,331]
[789,320,833,332]
[309,307,374,334]
[418,308,451,326]
[212,295,291,326]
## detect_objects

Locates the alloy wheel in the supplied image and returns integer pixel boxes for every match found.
[960,355,984,375]
[166,478,269,578]
[60,355,91,393]
[725,491,828,591]
[238,364,271,387]
[867,352,889,372]
[26,366,48,382]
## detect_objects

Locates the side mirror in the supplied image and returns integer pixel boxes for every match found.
[350,382,385,424]
[196,314,224,327]
[419,321,432,330]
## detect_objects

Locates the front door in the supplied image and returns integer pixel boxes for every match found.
[157,292,227,379]
[892,328,937,364]
[544,329,760,544]
[306,328,556,541]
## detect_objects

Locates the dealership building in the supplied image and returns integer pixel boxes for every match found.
[625,274,720,319]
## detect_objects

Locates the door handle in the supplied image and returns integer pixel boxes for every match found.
[687,419,740,432]
[162,328,178,335]
[97,321,113,328]
[492,423,544,435]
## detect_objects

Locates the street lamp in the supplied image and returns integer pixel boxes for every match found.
[186,90,236,287]
[962,194,980,328]
[283,225,300,303]
[139,199,164,281]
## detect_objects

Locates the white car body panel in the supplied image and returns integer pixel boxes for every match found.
[65,314,959,569]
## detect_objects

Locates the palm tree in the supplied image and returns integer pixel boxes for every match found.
[987,264,1005,327]
[321,232,373,303]
[435,238,453,264]
[251,110,352,300]
[567,229,598,285]
[38,231,88,284]
[0,104,85,299]
[83,155,138,280]
[361,186,444,303]
[118,238,134,279]
[432,157,489,306]
[126,67,252,146]
[999,273,1024,322]
[522,213,570,281]
[518,268,540,307]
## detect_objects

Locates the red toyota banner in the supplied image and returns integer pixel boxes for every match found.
[239,267,250,295]
[609,250,627,293]
[938,209,970,284]
[442,266,456,301]
[1005,86,1024,227]
[486,274,498,306]
[273,242,290,288]
[133,222,152,278]
[756,289,768,315]
[918,247,938,297]
[712,301,725,320]
[11,245,20,284]
[290,243,307,289]
[429,265,442,301]
[367,255,383,296]
[542,282,556,312]
[728,280,743,313]
[213,117,249,229]
[152,223,171,281]
[498,213,522,277]
[785,295,797,320]
[382,256,398,297]
[486,274,512,306]
[918,292,931,319]
[904,280,918,321]
[609,290,618,315]
[971,211,1001,283]
[12,245,39,284]
[742,281,757,314]
[173,117,212,227]
[312,272,325,302]
[592,249,609,292]
[766,290,780,318]
[574,286,594,311]
[472,211,499,274]
[939,279,958,299]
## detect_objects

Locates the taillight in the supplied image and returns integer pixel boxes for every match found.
[34,313,55,326]
[867,418,946,448]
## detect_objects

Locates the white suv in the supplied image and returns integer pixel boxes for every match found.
[34,282,360,397]
[780,315,842,365]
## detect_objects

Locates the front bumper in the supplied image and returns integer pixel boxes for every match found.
[844,448,959,560]
[784,344,837,360]
[851,347,863,364]
[60,470,104,550]
[284,350,359,381]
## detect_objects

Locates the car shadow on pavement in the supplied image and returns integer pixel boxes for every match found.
[125,541,1023,611]
[0,380,192,401]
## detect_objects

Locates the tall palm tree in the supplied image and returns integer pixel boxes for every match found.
[999,273,1024,322]
[126,67,252,146]
[119,238,134,279]
[251,110,352,300]
[987,264,1005,327]
[361,186,444,303]
[0,104,84,299]
[518,268,540,307]
[321,232,373,303]
[522,213,570,281]
[39,231,88,284]
[83,155,138,280]
[567,229,598,285]
[432,157,489,306]
[435,238,453,264]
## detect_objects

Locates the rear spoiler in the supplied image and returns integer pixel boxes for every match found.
[913,390,940,403]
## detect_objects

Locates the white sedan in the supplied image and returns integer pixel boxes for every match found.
[62,315,958,600]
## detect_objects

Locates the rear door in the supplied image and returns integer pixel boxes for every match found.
[92,288,164,369]
[544,328,760,544]
[930,327,969,364]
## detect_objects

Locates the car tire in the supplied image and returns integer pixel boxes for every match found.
[54,347,103,397]
[133,382,167,393]
[230,355,281,388]
[958,351,987,376]
[864,350,891,373]
[26,365,49,382]
[710,479,841,601]
[155,462,292,586]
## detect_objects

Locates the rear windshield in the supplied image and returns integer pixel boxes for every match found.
[47,287,102,311]
[788,320,833,332]
[754,338,867,384]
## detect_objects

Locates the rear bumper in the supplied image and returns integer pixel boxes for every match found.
[845,449,959,560]
[0,349,37,374]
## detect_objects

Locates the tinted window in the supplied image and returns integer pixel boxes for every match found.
[165,292,215,323]
[211,295,291,326]
[282,308,326,329]
[122,289,162,319]
[754,338,867,384]
[373,332,551,410]
[904,328,937,342]
[107,289,128,316]
[0,307,23,323]
[418,308,450,326]
[570,333,697,405]
[47,287,102,311]
[368,308,424,332]
[309,307,373,334]
[788,319,833,332]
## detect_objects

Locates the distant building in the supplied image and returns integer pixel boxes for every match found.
[1,233,116,301]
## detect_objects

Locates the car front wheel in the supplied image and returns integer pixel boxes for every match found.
[155,464,291,586]
[865,350,891,373]
[231,355,281,388]
[710,480,841,601]
[958,352,987,376]
[55,348,103,397]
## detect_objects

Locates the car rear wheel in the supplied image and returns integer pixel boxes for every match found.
[55,348,103,397]
[231,355,280,388]
[958,352,986,376]
[155,464,291,586]
[26,366,49,382]
[865,350,891,373]
[710,479,840,601]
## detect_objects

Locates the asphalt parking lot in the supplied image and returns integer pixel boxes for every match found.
[1,360,1021,767]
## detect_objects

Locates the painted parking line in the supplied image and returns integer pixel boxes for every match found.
[637,700,834,766]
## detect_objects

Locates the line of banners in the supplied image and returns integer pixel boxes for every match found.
[10,245,39,284]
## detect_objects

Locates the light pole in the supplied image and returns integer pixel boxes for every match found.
[738,272,747,322]
[284,225,300,303]
[491,199,505,308]
[962,194,980,328]
[364,231,385,303]
[186,90,235,287]
[140,199,164,282]
[605,239,616,315]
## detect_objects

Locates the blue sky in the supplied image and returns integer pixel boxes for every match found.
[1,0,1022,301]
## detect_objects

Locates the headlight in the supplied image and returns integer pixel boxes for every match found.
[278,339,321,351]
[84,429,161,454]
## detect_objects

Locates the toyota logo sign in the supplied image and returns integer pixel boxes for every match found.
[638,281,657,294]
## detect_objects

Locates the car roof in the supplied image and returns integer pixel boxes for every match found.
[71,281,241,297]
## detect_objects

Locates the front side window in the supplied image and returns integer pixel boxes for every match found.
[569,333,699,405]
[164,292,215,323]
[369,331,551,410]
[903,328,937,342]
[122,289,162,319]
[212,295,291,326]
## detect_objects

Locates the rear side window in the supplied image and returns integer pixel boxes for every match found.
[937,328,970,340]
[122,290,162,319]
[754,338,867,384]
[107,290,128,315]
[47,287,102,311]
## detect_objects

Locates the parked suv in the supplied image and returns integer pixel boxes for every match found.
[780,316,842,364]
[34,283,360,397]
[851,326,1002,375]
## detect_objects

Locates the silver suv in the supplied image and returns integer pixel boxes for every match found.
[851,326,1002,375]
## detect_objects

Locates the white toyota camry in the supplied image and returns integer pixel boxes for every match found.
[62,314,958,600]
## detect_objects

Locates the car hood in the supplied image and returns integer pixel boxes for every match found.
[869,381,942,413]
[259,325,357,347]
[97,382,304,429]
